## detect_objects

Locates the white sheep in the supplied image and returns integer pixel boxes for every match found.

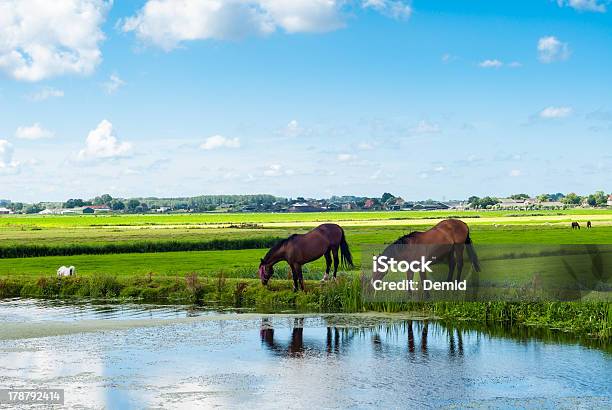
[57,266,75,277]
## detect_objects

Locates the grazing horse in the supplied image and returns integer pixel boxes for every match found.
[571,222,581,230]
[57,266,75,277]
[373,219,480,284]
[587,221,592,229]
[258,223,353,291]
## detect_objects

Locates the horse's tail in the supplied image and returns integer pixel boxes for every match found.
[465,232,481,272]
[339,229,354,269]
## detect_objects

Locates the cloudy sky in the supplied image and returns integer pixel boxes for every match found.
[1,0,611,202]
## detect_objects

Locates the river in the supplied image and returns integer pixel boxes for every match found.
[0,299,610,409]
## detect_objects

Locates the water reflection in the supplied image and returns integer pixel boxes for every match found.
[260,318,485,362]
[1,312,610,408]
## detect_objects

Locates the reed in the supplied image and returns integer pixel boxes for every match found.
[2,274,609,339]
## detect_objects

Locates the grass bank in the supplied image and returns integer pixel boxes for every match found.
[1,273,609,339]
[0,237,284,258]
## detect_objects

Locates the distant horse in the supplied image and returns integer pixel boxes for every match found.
[373,219,480,284]
[258,223,353,291]
[587,221,592,229]
[57,266,75,277]
[571,222,581,230]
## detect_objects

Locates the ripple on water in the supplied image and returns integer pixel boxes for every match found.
[0,300,610,408]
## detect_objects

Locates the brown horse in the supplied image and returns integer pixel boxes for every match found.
[373,219,480,284]
[258,223,353,291]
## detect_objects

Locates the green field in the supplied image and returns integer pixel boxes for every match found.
[1,210,612,279]
[1,210,611,337]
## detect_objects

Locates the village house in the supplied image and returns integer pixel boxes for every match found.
[0,207,12,214]
[608,194,612,207]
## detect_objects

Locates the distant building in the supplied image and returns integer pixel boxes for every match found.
[287,202,324,212]
[495,198,527,209]
[363,199,377,209]
[341,202,357,210]
[38,209,59,215]
[0,207,11,214]
[539,201,564,209]
[156,206,171,213]
[410,202,450,210]
[608,195,612,207]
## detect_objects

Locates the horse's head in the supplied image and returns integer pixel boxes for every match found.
[258,258,274,285]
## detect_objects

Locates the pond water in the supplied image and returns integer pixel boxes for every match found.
[0,299,610,409]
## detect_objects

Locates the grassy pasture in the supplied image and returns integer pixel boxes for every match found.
[2,208,611,229]
[1,210,610,338]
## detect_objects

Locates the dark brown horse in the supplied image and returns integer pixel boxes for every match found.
[258,223,353,291]
[373,219,480,284]
[572,222,581,230]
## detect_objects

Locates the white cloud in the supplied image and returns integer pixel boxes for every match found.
[538,36,570,63]
[0,140,20,173]
[122,0,410,49]
[284,119,303,137]
[413,120,440,134]
[556,0,608,12]
[357,141,374,150]
[479,59,503,68]
[441,53,457,63]
[263,163,293,176]
[433,165,445,172]
[78,120,132,160]
[540,106,573,119]
[102,74,126,95]
[0,0,110,81]
[509,169,522,177]
[200,134,241,150]
[15,123,55,140]
[27,86,64,101]
[362,0,412,20]
[337,153,357,162]
[508,61,523,67]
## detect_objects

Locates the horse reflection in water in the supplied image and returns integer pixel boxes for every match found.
[260,318,466,360]
[260,318,351,358]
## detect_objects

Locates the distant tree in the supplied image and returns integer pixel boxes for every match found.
[536,194,549,202]
[111,200,125,211]
[550,193,565,201]
[93,194,113,206]
[127,199,141,212]
[592,190,607,207]
[381,192,395,203]
[64,198,89,208]
[510,193,530,200]
[25,204,44,214]
[562,193,582,205]
[467,196,481,208]
[479,196,499,208]
[10,202,23,212]
[587,195,597,207]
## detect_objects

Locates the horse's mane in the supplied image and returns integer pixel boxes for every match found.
[392,231,421,245]
[262,234,298,263]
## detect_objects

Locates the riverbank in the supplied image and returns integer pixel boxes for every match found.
[1,274,609,339]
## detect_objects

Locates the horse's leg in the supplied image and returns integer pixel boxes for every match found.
[455,244,465,281]
[296,265,305,291]
[322,250,332,281]
[331,247,340,280]
[446,246,456,281]
[290,264,299,292]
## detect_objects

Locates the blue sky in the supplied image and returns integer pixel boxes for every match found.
[0,0,611,202]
